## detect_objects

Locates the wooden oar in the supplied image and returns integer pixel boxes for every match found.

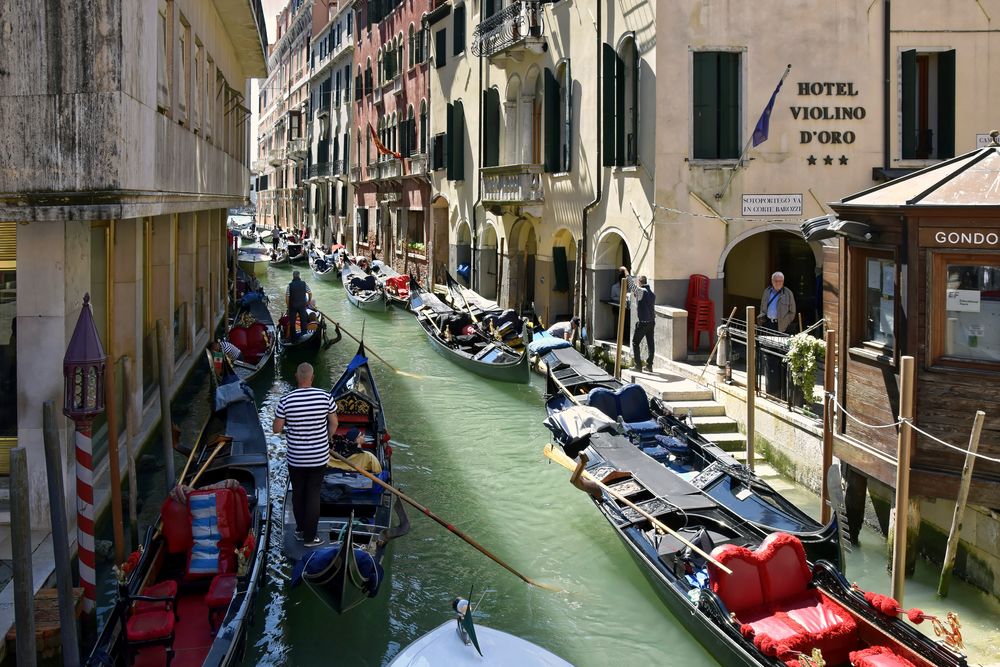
[543,444,733,574]
[452,281,480,325]
[329,451,559,591]
[313,307,426,380]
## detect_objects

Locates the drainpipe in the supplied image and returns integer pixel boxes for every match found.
[580,0,603,335]
[883,0,891,172]
[472,30,484,293]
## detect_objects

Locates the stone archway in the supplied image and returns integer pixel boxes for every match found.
[593,229,632,341]
[455,220,473,286]
[549,228,577,324]
[431,194,449,287]
[508,217,538,315]
[479,221,500,299]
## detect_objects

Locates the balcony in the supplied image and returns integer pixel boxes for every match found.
[379,158,403,180]
[481,164,544,205]
[472,1,545,59]
[350,165,362,181]
[268,148,287,166]
[373,86,383,104]
[252,159,268,174]
[409,153,428,176]
[288,138,308,158]
[309,160,345,179]
[392,75,403,96]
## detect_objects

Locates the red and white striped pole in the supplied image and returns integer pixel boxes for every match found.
[73,417,97,612]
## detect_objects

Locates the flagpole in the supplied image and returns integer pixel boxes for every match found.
[715,64,792,200]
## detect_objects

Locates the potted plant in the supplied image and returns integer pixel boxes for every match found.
[786,333,825,407]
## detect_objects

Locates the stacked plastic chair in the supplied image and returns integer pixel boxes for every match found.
[685,274,715,351]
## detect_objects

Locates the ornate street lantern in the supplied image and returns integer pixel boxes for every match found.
[63,293,107,419]
[62,292,106,613]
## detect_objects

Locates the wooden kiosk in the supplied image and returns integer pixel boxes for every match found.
[815,140,1000,536]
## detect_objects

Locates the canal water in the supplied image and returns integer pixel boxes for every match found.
[92,261,1000,666]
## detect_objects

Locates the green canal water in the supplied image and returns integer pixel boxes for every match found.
[90,262,999,667]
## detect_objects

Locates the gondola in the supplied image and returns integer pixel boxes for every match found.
[444,271,502,318]
[277,306,325,353]
[86,371,270,667]
[409,276,529,384]
[342,264,387,311]
[371,260,410,308]
[310,252,340,283]
[287,242,307,264]
[284,342,397,614]
[269,248,290,266]
[236,244,270,278]
[219,293,276,382]
[231,266,262,304]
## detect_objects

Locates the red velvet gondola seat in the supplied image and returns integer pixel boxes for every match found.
[133,580,178,619]
[206,573,238,633]
[124,592,176,666]
[708,532,858,666]
[850,646,918,667]
[227,322,269,364]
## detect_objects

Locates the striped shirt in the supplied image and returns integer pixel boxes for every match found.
[220,340,242,360]
[275,387,337,467]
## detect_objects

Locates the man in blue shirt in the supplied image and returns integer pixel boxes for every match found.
[760,271,797,333]
[621,266,656,372]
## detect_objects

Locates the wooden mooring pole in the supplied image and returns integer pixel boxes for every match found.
[10,447,37,667]
[104,359,125,564]
[156,319,176,489]
[122,356,140,550]
[937,410,986,598]
[821,329,836,524]
[613,277,628,379]
[42,402,80,667]
[745,306,757,472]
[890,355,916,604]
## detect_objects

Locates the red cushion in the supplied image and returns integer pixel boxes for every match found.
[134,580,177,614]
[126,610,175,642]
[205,573,238,609]
[709,544,765,615]
[228,327,248,349]
[782,592,858,665]
[160,498,193,554]
[757,533,812,603]
[850,646,918,667]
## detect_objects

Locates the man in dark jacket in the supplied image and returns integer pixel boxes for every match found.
[285,271,312,339]
[621,266,656,372]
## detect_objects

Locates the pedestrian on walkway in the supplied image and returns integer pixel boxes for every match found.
[621,266,656,372]
[759,271,796,333]
[272,362,338,547]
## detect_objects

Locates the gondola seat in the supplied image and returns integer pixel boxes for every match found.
[205,573,238,633]
[133,580,179,619]
[124,593,176,666]
[586,385,661,436]
[849,646,917,667]
[708,533,858,665]
[228,322,269,364]
[160,487,251,580]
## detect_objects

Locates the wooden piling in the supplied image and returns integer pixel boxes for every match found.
[890,355,915,604]
[821,329,836,524]
[42,402,80,667]
[746,306,757,472]
[10,447,37,667]
[156,319,176,489]
[104,360,125,564]
[122,356,140,550]
[614,277,628,379]
[937,410,986,597]
[496,238,505,303]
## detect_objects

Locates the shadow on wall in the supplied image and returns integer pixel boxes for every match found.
[619,0,656,54]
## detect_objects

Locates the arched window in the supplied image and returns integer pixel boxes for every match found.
[419,99,428,153]
[377,48,383,85]
[531,73,543,165]
[555,61,572,172]
[605,36,639,166]
[406,104,415,156]
[408,24,415,68]
[355,65,363,99]
[620,37,639,165]
[397,34,404,76]
[390,112,397,153]
[365,57,372,94]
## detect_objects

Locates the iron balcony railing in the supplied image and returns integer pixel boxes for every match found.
[481,163,544,204]
[472,1,544,58]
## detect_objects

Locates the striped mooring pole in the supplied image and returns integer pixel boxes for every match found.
[74,417,97,612]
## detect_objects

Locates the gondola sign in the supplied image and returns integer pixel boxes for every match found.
[741,194,803,217]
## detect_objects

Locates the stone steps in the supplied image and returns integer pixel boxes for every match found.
[663,400,726,417]
[703,431,746,451]
[690,415,740,434]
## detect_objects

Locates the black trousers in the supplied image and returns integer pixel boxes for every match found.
[288,464,327,541]
[289,304,310,336]
[632,320,655,367]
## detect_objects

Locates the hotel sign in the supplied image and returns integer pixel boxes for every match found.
[920,228,1000,248]
[741,194,803,217]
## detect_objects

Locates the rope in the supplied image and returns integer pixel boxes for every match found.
[826,393,904,430]
[904,419,1000,464]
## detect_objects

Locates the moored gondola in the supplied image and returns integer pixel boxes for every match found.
[371,260,410,308]
[409,277,529,384]
[310,252,340,283]
[215,293,276,383]
[284,342,398,614]
[444,271,502,318]
[342,264,387,311]
[86,372,270,667]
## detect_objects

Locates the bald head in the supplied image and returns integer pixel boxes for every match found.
[295,362,314,387]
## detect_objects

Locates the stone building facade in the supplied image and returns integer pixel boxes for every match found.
[0,0,266,538]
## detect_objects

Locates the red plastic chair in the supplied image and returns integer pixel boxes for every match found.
[687,300,716,351]
[685,274,711,310]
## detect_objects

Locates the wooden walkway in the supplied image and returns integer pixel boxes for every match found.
[5,587,84,659]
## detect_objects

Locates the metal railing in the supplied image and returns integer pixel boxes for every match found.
[481,163,544,203]
[472,1,544,58]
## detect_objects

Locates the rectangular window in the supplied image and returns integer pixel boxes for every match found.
[435,28,447,68]
[407,210,424,247]
[157,6,170,112]
[431,133,446,170]
[931,253,1000,366]
[177,16,190,123]
[193,39,203,133]
[453,5,466,56]
[901,49,956,160]
[850,248,896,356]
[692,51,740,160]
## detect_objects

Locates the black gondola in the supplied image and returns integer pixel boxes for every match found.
[219,293,276,382]
[444,271,502,318]
[371,260,410,308]
[342,264,387,311]
[283,342,396,614]
[286,242,307,264]
[409,277,529,384]
[86,372,270,667]
[277,307,325,353]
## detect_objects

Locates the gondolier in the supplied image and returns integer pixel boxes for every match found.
[286,271,313,339]
[273,363,338,547]
[621,267,656,372]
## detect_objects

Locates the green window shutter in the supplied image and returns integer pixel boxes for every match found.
[454,5,466,56]
[602,43,616,167]
[937,49,956,159]
[614,51,625,166]
[901,49,917,159]
[446,102,455,179]
[483,89,500,167]
[632,51,640,165]
[718,52,740,159]
[544,68,560,172]
[453,101,465,180]
[553,246,569,292]
[436,29,447,69]
[693,52,719,159]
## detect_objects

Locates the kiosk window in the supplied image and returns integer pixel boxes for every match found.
[851,248,896,355]
[933,254,1000,366]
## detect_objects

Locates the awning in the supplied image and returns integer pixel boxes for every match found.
[871,167,921,182]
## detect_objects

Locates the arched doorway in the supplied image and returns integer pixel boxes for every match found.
[550,228,576,323]
[722,229,820,332]
[509,217,537,316]
[455,220,472,286]
[593,230,632,341]
[479,222,499,299]
[431,195,449,287]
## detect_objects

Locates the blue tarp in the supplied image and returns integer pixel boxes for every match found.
[527,330,572,355]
